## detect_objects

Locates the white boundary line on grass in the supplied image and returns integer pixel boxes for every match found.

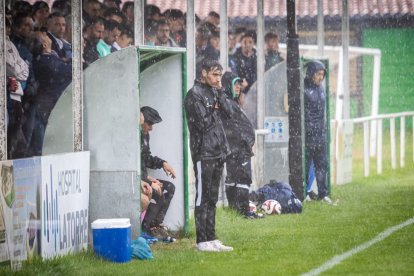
[302,217,414,276]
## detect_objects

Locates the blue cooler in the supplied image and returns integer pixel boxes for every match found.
[91,218,131,263]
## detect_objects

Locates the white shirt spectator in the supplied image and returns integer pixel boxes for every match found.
[6,36,28,101]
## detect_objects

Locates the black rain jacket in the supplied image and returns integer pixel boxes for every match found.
[184,80,233,162]
[141,132,165,181]
[221,72,255,158]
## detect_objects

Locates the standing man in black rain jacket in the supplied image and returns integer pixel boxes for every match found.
[220,72,261,219]
[184,59,233,252]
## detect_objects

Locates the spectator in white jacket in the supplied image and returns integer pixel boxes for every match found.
[6,17,28,108]
[6,17,30,159]
[6,18,29,104]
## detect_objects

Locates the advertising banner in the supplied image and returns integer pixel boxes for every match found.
[41,151,90,259]
[9,158,42,269]
[0,161,13,264]
[0,152,90,268]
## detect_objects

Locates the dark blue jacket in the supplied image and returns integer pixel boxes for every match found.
[229,47,257,93]
[251,181,302,214]
[202,44,220,62]
[304,60,327,146]
[33,52,72,114]
[47,32,73,61]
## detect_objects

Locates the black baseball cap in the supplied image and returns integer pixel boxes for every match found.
[141,106,162,125]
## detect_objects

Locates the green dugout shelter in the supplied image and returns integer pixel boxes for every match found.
[43,46,189,238]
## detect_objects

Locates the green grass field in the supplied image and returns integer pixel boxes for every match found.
[1,130,414,276]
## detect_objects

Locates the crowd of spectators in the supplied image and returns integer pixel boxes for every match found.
[6,0,75,159]
[4,0,285,159]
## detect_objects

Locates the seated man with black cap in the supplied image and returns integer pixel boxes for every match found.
[140,106,176,241]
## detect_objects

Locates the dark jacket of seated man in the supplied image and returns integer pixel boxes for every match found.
[140,106,176,238]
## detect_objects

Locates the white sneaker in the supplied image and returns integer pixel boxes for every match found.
[196,241,220,252]
[304,195,312,202]
[322,196,333,205]
[211,240,233,252]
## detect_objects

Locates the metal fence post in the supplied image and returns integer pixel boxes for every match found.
[0,2,7,160]
[400,116,405,167]
[219,0,228,72]
[363,121,370,177]
[72,0,83,151]
[134,0,144,46]
[390,118,396,169]
[287,0,304,199]
[376,119,383,174]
